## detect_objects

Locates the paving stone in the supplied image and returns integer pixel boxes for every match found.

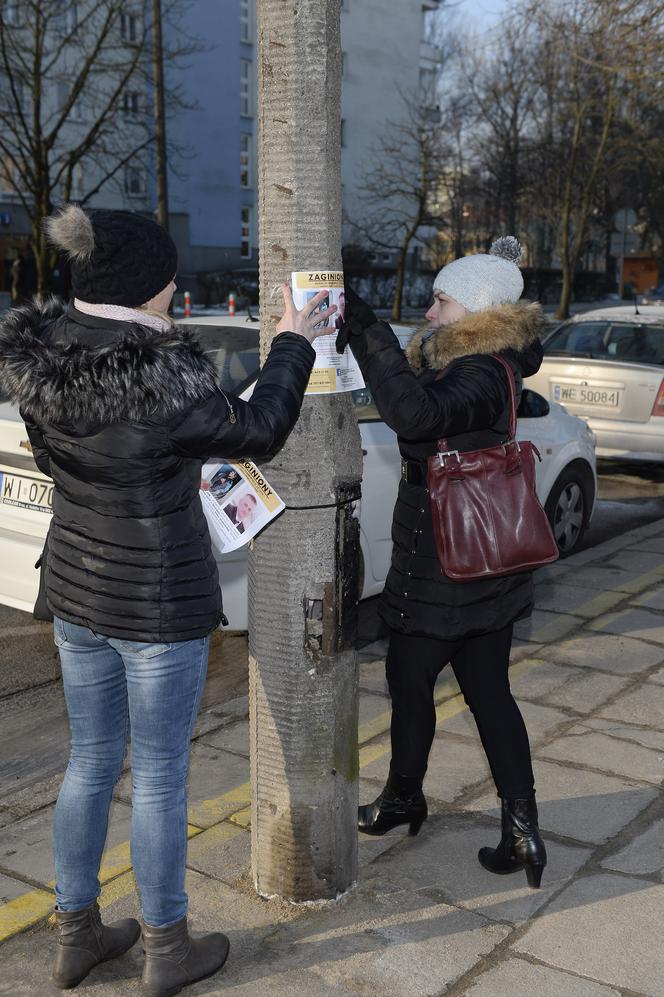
[578,717,664,753]
[186,822,251,885]
[423,734,493,803]
[312,899,510,997]
[628,536,664,555]
[538,726,664,785]
[0,872,34,903]
[363,812,590,925]
[0,800,132,888]
[632,584,664,611]
[601,818,664,880]
[509,658,577,700]
[539,670,630,714]
[358,691,392,731]
[649,664,664,685]
[444,699,569,745]
[467,759,658,844]
[514,873,664,995]
[515,610,582,644]
[359,658,389,695]
[598,682,664,730]
[590,607,664,645]
[542,632,664,675]
[117,742,250,828]
[198,719,250,757]
[464,956,621,997]
[605,549,664,574]
[555,563,658,593]
[533,582,624,618]
[509,640,544,662]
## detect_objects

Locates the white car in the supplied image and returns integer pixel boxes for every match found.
[0,314,596,626]
[527,305,664,462]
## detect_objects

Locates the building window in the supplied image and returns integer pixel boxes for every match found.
[340,118,347,147]
[240,0,250,42]
[124,165,146,196]
[54,1,78,33]
[1,3,21,26]
[240,59,252,117]
[240,133,251,188]
[122,90,141,115]
[240,205,251,259]
[120,11,140,42]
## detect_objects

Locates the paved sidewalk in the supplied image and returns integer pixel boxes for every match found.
[1,520,664,995]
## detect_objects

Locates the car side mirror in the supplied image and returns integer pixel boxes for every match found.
[518,388,550,418]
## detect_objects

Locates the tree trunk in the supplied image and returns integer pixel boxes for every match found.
[151,0,169,231]
[249,0,363,902]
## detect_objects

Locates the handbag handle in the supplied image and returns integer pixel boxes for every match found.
[434,353,519,453]
[489,354,518,440]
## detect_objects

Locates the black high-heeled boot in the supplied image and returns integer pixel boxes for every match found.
[358,767,427,837]
[478,797,547,888]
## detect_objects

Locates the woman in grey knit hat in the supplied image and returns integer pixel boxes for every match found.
[338,239,549,888]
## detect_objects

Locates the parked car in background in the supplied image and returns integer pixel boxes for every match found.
[0,315,596,627]
[526,305,664,463]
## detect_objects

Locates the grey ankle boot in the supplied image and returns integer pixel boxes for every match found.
[53,901,140,989]
[141,915,230,996]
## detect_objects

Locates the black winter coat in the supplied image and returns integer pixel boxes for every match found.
[0,300,315,642]
[346,301,546,641]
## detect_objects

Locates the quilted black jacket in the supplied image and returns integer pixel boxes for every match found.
[0,300,315,641]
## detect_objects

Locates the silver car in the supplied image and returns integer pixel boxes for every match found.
[526,305,664,462]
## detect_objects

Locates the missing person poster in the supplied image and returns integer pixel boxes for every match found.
[291,270,365,394]
[200,459,284,553]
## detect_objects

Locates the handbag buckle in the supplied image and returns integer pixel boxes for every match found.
[437,449,460,467]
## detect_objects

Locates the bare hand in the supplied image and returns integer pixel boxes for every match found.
[275,285,337,343]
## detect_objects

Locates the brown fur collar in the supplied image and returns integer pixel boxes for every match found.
[405,301,545,371]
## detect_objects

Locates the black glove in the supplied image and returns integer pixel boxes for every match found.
[335,285,378,354]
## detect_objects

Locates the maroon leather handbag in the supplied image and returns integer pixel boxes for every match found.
[426,354,559,581]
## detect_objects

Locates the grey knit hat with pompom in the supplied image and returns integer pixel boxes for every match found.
[44,204,177,307]
[432,237,524,313]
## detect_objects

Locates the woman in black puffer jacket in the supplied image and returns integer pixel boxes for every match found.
[339,238,548,890]
[0,205,334,994]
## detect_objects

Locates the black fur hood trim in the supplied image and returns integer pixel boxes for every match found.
[0,297,220,425]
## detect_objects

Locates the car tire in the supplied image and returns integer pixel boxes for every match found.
[544,462,594,558]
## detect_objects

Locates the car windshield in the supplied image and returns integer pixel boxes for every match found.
[545,320,664,365]
[185,324,261,394]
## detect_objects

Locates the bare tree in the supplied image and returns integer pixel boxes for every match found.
[519,0,664,316]
[249,0,363,901]
[350,91,449,322]
[0,0,199,294]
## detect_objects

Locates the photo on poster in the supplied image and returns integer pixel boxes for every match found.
[206,464,242,502]
[220,486,262,536]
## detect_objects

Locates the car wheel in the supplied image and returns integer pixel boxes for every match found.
[544,464,592,558]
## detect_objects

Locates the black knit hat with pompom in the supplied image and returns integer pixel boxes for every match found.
[45,205,177,306]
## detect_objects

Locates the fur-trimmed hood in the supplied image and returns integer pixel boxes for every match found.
[0,297,219,425]
[405,301,545,373]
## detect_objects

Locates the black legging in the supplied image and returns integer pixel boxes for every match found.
[386,624,535,799]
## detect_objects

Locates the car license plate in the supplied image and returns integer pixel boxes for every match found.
[0,471,53,513]
[553,384,622,408]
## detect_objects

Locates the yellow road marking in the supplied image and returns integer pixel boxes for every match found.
[0,890,54,940]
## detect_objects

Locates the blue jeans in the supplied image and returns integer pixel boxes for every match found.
[52,617,209,926]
